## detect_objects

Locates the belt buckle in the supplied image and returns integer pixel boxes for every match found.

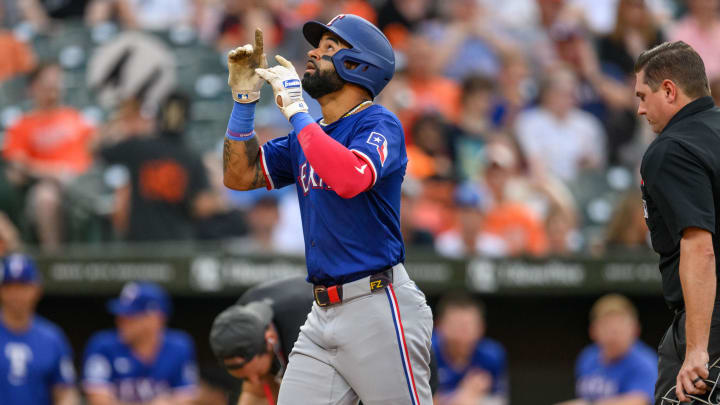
[314,285,329,307]
[369,269,393,291]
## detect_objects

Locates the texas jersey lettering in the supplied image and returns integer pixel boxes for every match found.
[83,329,197,403]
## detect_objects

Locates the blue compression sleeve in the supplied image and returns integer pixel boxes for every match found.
[226,102,256,141]
[290,112,315,134]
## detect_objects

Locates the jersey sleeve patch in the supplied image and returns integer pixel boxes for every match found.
[366,132,388,167]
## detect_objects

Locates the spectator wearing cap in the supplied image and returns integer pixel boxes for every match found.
[82,282,197,405]
[555,294,657,405]
[0,253,79,405]
[98,93,223,243]
[434,184,489,258]
[479,142,549,257]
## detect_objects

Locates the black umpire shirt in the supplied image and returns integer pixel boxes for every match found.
[640,96,720,311]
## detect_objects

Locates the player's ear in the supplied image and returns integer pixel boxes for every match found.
[265,325,277,345]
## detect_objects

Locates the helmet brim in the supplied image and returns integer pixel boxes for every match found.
[303,21,334,48]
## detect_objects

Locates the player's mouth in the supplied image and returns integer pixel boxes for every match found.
[305,60,317,74]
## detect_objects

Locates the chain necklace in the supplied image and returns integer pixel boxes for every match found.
[320,100,373,126]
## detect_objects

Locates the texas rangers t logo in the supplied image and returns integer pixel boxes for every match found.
[367,132,388,166]
[327,14,345,26]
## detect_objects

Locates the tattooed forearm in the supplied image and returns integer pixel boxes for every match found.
[222,136,263,190]
[223,137,231,173]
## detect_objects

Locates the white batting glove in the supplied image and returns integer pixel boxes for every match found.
[255,55,309,121]
[227,28,268,103]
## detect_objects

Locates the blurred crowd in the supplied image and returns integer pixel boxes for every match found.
[1,0,720,258]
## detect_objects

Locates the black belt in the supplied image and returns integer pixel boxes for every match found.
[313,268,393,307]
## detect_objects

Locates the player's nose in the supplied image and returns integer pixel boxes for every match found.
[637,104,646,116]
[307,47,320,60]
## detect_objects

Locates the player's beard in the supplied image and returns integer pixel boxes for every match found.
[302,64,345,99]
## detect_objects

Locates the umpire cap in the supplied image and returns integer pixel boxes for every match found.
[209,301,274,362]
[303,14,395,98]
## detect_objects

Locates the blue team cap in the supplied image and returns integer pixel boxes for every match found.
[454,183,485,209]
[107,281,172,317]
[0,253,41,285]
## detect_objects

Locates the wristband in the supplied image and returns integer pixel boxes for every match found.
[290,112,315,134]
[225,130,256,142]
[227,101,256,136]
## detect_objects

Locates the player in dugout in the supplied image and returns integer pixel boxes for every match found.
[221,13,433,405]
[82,281,198,405]
[555,294,657,405]
[0,253,79,405]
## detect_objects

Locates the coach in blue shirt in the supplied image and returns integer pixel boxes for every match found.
[0,253,79,405]
[557,294,657,405]
[83,281,197,405]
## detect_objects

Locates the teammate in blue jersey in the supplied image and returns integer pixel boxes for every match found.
[221,13,433,405]
[0,253,79,405]
[556,294,657,405]
[82,281,198,405]
[431,293,508,405]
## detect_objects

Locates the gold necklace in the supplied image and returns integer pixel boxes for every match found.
[320,100,373,126]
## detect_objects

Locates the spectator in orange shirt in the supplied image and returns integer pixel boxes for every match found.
[0,30,34,84]
[400,32,462,134]
[480,142,549,257]
[3,63,95,251]
[406,113,456,180]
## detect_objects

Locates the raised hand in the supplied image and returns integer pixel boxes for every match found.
[228,28,268,103]
[255,55,309,121]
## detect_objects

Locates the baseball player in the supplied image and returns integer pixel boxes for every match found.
[0,253,79,405]
[82,281,198,405]
[222,13,433,405]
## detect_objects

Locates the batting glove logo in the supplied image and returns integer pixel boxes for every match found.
[282,79,301,89]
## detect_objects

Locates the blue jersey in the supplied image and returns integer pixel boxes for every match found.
[260,104,407,284]
[83,329,197,403]
[432,333,508,395]
[0,316,76,405]
[575,341,657,401]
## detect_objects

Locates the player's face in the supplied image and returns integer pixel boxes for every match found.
[0,283,41,315]
[116,311,163,344]
[635,69,673,134]
[591,313,638,361]
[302,33,347,99]
[439,306,484,357]
[223,352,273,384]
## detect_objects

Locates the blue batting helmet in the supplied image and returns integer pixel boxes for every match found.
[303,14,395,98]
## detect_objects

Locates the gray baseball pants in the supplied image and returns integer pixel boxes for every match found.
[277,263,433,405]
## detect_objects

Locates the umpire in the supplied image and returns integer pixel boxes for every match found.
[636,41,720,404]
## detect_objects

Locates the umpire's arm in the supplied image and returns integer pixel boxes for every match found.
[676,227,715,400]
